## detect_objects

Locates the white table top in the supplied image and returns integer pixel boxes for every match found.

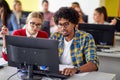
[0,66,116,80]
[97,46,120,58]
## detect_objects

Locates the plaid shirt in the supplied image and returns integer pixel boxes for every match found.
[50,30,99,67]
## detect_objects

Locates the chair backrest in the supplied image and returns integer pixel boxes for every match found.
[41,20,50,37]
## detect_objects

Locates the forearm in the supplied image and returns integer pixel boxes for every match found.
[2,51,8,61]
[3,38,6,48]
[80,62,98,72]
[2,38,7,61]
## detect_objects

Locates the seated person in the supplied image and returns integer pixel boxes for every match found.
[0,11,48,61]
[41,0,54,27]
[50,7,99,76]
[71,2,88,23]
[94,6,118,26]
[93,6,117,46]
[12,0,31,28]
[93,6,109,24]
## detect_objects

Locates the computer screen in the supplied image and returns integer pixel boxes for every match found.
[78,23,115,47]
[5,35,59,79]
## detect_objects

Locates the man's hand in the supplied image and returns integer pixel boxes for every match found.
[61,67,77,76]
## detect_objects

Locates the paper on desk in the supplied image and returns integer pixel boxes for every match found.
[0,58,8,66]
[59,64,74,71]
[74,72,89,77]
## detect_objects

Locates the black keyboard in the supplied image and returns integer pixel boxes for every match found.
[33,70,70,79]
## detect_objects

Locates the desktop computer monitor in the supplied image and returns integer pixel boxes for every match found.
[78,23,115,48]
[5,35,59,79]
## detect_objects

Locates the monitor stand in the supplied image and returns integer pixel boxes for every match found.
[21,65,42,80]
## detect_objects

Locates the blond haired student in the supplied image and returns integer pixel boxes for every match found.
[0,11,48,61]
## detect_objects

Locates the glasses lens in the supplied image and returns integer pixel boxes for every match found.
[30,22,41,28]
[58,22,69,28]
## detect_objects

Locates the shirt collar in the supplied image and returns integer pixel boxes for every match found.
[26,29,38,38]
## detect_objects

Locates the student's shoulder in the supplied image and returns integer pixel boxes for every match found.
[38,30,48,35]
[38,30,48,38]
[76,30,93,38]
[10,13,16,18]
[51,32,62,37]
[12,29,26,35]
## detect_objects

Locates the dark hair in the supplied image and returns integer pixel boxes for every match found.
[71,2,84,15]
[42,0,48,5]
[54,7,79,25]
[72,2,80,8]
[0,0,12,26]
[95,6,108,21]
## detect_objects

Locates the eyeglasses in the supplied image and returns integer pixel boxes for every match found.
[57,22,69,28]
[30,22,42,28]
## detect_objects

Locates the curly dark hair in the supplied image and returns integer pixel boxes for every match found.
[54,7,79,25]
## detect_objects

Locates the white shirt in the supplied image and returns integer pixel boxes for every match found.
[60,39,73,65]
[26,29,38,38]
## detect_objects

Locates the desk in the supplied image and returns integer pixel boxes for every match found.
[97,46,120,80]
[0,66,116,80]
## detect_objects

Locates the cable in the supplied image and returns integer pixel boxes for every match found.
[7,70,21,80]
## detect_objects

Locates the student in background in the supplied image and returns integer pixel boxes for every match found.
[51,7,99,76]
[12,0,30,29]
[42,0,54,27]
[71,2,87,23]
[94,6,118,26]
[0,0,19,34]
[94,6,117,45]
[93,6,109,24]
[0,11,48,61]
[12,0,22,28]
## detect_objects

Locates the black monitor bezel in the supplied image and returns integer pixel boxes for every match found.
[6,35,59,74]
[78,23,115,47]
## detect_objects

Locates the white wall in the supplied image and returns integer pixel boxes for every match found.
[39,0,100,23]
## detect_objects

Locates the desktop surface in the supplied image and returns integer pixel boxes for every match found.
[0,66,116,80]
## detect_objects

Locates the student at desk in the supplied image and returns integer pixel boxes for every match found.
[50,7,99,76]
[0,11,48,61]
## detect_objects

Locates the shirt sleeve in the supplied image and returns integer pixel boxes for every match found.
[10,14,19,30]
[84,33,99,67]
[2,47,8,61]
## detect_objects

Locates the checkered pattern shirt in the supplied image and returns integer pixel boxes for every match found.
[50,30,99,67]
